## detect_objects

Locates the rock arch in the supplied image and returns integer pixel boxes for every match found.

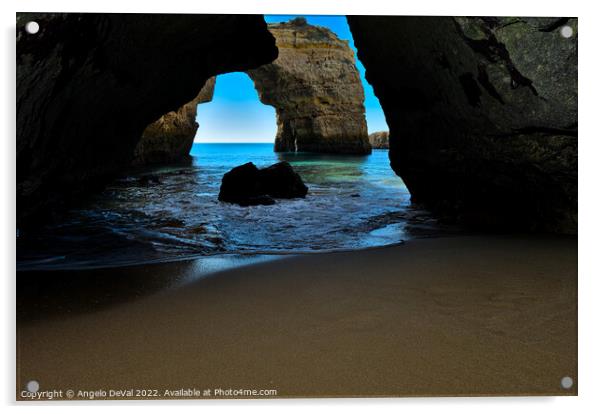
[16,13,277,226]
[17,14,578,233]
[133,17,371,162]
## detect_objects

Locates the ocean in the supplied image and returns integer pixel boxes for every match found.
[17,143,420,270]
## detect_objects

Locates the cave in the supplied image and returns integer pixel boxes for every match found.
[14,13,580,398]
[16,13,577,233]
[347,16,577,234]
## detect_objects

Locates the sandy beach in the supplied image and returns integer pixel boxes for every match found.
[16,235,577,399]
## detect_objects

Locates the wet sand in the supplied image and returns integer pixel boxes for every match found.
[16,235,577,399]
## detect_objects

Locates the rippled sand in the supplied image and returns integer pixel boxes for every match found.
[17,235,577,399]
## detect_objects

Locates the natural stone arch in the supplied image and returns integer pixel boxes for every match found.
[17,14,577,233]
[247,18,371,154]
[16,13,277,226]
[133,17,372,162]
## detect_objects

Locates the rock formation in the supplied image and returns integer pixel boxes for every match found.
[17,13,578,234]
[368,131,389,149]
[347,16,577,233]
[133,77,216,165]
[247,17,371,154]
[218,162,308,206]
[17,13,277,226]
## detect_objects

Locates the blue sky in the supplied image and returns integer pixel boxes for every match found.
[195,15,388,143]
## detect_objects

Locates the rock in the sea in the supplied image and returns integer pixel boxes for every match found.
[348,16,577,233]
[133,77,216,165]
[257,162,309,199]
[16,13,277,227]
[368,131,389,149]
[218,162,308,206]
[247,18,371,155]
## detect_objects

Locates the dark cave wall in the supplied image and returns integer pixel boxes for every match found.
[17,13,277,226]
[133,77,216,166]
[347,16,577,233]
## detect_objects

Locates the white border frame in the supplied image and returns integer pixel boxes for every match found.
[3,1,600,412]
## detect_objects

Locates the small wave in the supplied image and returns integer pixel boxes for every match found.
[17,239,407,272]
[17,144,443,271]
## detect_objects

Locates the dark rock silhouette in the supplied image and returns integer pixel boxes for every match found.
[133,77,216,165]
[219,162,308,206]
[17,13,277,227]
[348,16,577,233]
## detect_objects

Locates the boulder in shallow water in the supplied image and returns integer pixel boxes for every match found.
[257,162,309,199]
[218,162,308,206]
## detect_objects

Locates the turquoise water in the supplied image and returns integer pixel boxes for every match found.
[17,143,414,270]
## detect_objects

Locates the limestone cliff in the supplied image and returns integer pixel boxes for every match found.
[248,17,371,154]
[348,16,577,233]
[133,77,216,165]
[17,13,277,226]
[368,131,389,149]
